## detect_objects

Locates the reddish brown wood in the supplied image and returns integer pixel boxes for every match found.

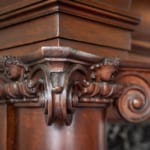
[0,0,139,57]
[0,46,149,150]
[0,105,16,150]
[1,0,150,150]
[0,105,7,150]
[7,105,16,150]
[15,108,106,150]
[131,0,150,56]
[74,0,132,10]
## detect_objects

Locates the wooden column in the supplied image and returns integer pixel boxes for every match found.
[15,108,106,150]
[0,47,149,150]
[1,1,150,150]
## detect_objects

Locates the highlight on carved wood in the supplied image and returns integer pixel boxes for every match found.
[116,72,150,123]
[0,47,149,126]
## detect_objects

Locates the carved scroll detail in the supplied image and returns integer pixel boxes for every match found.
[27,63,88,125]
[0,54,150,125]
[116,73,150,123]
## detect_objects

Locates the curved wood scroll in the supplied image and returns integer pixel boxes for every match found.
[116,72,150,123]
[0,47,149,125]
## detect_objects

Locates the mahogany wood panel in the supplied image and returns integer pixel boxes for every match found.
[15,108,105,150]
[101,0,131,10]
[131,0,150,56]
[1,37,150,64]
[59,39,129,57]
[0,0,139,54]
[0,0,45,10]
[0,14,58,50]
[0,0,20,8]
[0,39,58,56]
[0,105,16,150]
[0,1,150,150]
[7,105,16,150]
[0,105,7,150]
[59,13,131,50]
[58,39,150,63]
[72,0,132,11]
[0,12,131,51]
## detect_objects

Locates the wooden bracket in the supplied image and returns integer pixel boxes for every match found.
[0,47,150,125]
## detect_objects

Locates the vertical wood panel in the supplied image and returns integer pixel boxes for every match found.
[7,105,16,150]
[15,108,106,150]
[0,105,7,150]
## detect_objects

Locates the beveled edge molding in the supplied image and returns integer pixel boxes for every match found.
[0,0,139,30]
[0,0,44,15]
[0,46,150,125]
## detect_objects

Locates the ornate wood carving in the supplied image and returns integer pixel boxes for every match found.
[69,57,122,109]
[0,47,150,126]
[116,72,150,123]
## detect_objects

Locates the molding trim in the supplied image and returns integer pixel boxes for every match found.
[132,39,150,56]
[0,0,44,15]
[0,0,140,30]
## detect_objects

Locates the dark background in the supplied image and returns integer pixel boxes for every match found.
[107,123,150,150]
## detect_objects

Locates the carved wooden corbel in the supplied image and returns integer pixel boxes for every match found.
[0,46,150,126]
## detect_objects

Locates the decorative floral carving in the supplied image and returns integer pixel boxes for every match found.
[0,52,149,126]
[67,57,123,111]
[2,56,27,80]
[90,57,120,81]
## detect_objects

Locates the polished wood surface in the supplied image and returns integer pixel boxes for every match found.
[15,108,105,150]
[1,0,150,150]
[0,0,139,55]
[131,0,150,56]
[0,105,7,150]
[0,47,149,150]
